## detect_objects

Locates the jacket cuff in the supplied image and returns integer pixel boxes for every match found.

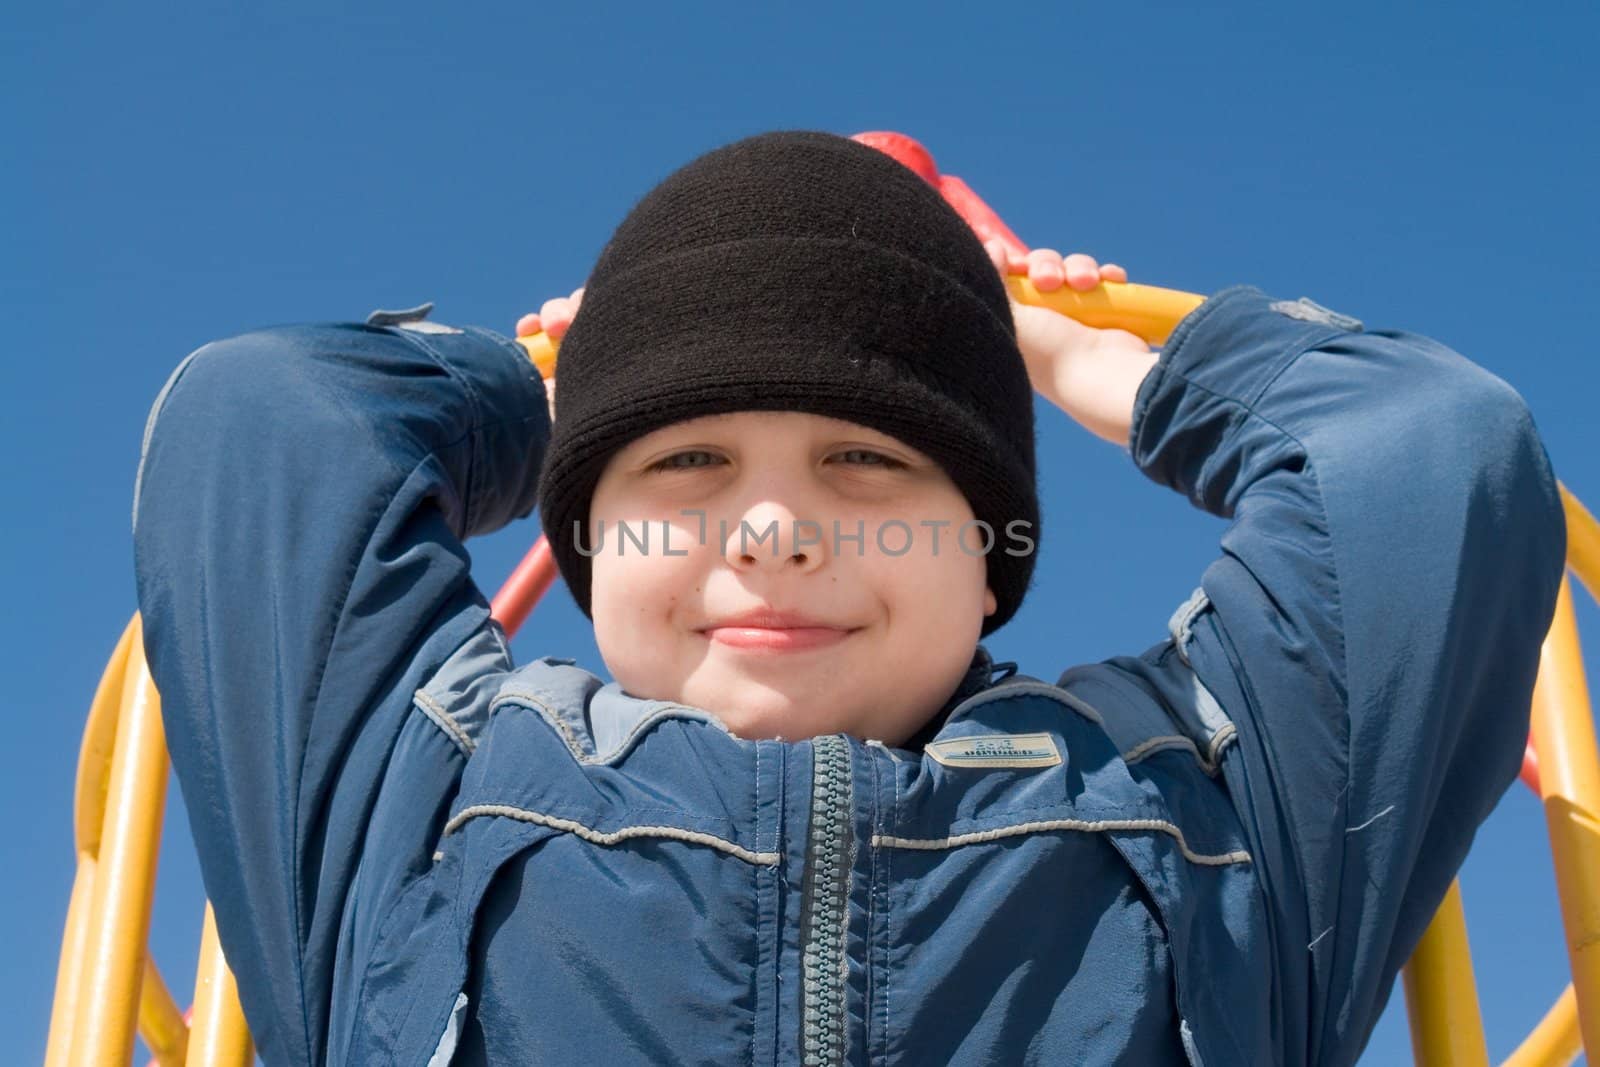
[1127,285,1364,502]
[420,323,553,538]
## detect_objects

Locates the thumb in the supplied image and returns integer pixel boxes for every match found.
[1010,299,1103,367]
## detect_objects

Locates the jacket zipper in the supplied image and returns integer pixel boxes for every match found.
[800,733,853,1066]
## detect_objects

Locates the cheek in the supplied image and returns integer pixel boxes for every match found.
[588,517,715,635]
[591,549,678,622]
[858,519,990,616]
[591,551,677,687]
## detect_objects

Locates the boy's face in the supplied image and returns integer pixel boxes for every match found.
[587,410,998,747]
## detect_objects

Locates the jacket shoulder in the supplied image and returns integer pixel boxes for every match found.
[1056,590,1238,780]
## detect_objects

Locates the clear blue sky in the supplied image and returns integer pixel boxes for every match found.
[7,5,1597,1062]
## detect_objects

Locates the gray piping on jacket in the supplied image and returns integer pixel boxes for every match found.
[489,686,752,767]
[413,689,476,756]
[1186,666,1236,746]
[949,678,1108,726]
[1167,586,1211,664]
[442,803,781,866]
[1164,586,1242,750]
[873,815,1252,867]
[873,669,1239,779]
[1120,722,1238,778]
[132,344,207,537]
[948,677,1243,780]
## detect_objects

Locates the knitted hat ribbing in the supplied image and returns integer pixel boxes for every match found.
[536,130,1040,636]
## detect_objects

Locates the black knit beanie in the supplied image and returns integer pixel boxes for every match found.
[536,130,1040,636]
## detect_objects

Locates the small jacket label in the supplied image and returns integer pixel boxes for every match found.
[926,732,1062,769]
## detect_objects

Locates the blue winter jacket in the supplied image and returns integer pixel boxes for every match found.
[131,285,1566,1066]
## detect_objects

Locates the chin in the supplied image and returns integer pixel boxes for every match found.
[697,688,843,744]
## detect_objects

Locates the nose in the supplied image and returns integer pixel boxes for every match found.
[722,497,828,576]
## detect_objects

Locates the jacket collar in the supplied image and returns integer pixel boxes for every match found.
[898,643,1016,755]
[508,643,1015,762]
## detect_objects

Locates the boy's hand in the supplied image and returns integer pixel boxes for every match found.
[983,240,1159,447]
[516,286,584,425]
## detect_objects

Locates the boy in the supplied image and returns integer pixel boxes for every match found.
[132,130,1566,1065]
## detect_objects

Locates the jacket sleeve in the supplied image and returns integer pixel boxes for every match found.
[131,313,550,1067]
[1125,285,1566,1066]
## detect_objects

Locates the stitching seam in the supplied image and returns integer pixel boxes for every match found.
[1123,734,1220,776]
[873,817,1252,867]
[442,803,780,866]
[412,689,476,755]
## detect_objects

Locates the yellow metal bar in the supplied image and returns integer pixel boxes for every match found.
[46,615,137,1067]
[74,620,171,1066]
[1503,984,1581,1067]
[186,904,254,1067]
[44,858,97,1067]
[1003,275,1206,347]
[1529,574,1600,1058]
[1562,484,1600,604]
[74,615,136,854]
[517,331,557,381]
[1402,879,1491,1067]
[1496,484,1600,1067]
[140,955,191,1067]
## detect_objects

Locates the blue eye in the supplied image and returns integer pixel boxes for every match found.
[643,449,906,473]
[645,450,723,473]
[833,449,906,469]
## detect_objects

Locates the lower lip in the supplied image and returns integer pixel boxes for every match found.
[703,627,853,652]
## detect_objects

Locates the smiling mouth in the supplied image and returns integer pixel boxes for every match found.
[701,626,856,653]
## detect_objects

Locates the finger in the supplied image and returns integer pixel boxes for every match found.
[570,286,585,308]
[1025,248,1066,292]
[990,239,1028,275]
[516,312,542,337]
[541,296,575,339]
[983,238,1009,276]
[1100,263,1128,283]
[544,300,582,337]
[1063,253,1101,291]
